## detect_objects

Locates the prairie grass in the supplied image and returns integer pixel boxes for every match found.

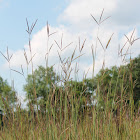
[0,11,140,140]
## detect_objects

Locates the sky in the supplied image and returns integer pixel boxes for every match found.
[0,0,140,108]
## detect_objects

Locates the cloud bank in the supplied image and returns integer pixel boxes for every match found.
[3,0,140,80]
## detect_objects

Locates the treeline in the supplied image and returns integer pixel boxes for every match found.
[0,55,139,117]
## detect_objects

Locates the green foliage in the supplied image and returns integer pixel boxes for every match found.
[93,55,140,110]
[24,66,59,111]
[68,80,95,115]
[69,80,93,104]
[128,55,140,107]
[24,66,95,115]
[0,76,17,111]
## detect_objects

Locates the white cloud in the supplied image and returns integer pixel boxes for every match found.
[3,0,140,80]
[0,0,9,9]
[7,25,92,79]
[60,0,116,24]
[59,0,140,31]
[7,25,132,80]
[112,0,140,26]
[58,0,116,32]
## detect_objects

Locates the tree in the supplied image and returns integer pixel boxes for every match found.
[59,77,97,118]
[24,66,59,112]
[0,76,17,112]
[92,55,140,111]
[24,65,96,117]
[127,55,140,107]
[94,66,129,110]
[68,80,91,104]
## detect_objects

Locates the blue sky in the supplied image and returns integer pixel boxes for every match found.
[0,0,68,52]
[0,0,140,107]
